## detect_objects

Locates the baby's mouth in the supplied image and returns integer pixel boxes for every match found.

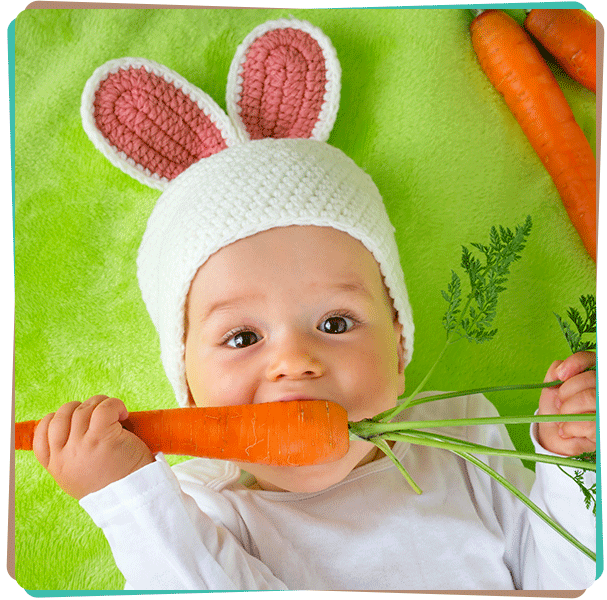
[274,395,326,403]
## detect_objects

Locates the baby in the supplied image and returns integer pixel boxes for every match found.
[32,19,596,591]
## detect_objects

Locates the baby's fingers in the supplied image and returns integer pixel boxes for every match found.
[559,420,595,444]
[45,401,83,453]
[86,397,129,440]
[68,395,111,440]
[555,351,596,381]
[557,371,596,407]
[558,384,596,415]
[32,412,55,468]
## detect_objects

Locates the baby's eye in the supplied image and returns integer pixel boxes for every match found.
[318,315,355,334]
[225,329,261,348]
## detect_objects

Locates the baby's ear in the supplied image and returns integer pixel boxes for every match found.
[396,334,406,397]
[226,18,341,142]
[393,319,406,374]
[81,58,242,190]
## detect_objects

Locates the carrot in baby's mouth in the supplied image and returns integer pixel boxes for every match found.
[14,400,350,466]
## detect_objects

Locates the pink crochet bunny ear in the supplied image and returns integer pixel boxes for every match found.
[81,58,242,190]
[226,19,341,142]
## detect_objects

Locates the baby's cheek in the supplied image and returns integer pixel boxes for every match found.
[186,345,252,407]
[206,369,257,407]
[344,374,398,421]
[340,359,398,420]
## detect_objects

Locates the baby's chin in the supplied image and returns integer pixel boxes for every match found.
[241,465,351,493]
[237,441,379,493]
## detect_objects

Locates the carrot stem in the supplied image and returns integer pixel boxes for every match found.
[371,437,423,494]
[356,428,596,561]
[352,412,596,441]
[374,340,451,422]
[373,370,561,423]
[453,450,596,561]
[357,429,596,472]
[401,381,562,408]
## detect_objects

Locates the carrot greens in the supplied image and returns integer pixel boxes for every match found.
[558,452,597,517]
[555,294,597,354]
[443,216,533,344]
[348,217,597,562]
[372,216,533,424]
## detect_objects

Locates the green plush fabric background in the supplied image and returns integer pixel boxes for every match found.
[13,6,597,591]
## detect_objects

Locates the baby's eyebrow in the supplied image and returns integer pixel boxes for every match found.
[200,293,265,322]
[321,280,376,302]
[332,281,369,294]
[326,279,394,314]
[199,280,374,323]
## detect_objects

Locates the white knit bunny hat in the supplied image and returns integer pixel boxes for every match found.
[81,18,415,407]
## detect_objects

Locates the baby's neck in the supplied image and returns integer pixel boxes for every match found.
[246,443,394,492]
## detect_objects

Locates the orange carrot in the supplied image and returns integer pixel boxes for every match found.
[524,9,596,93]
[470,10,596,262]
[14,400,350,466]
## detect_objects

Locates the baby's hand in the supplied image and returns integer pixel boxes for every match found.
[33,395,155,500]
[537,352,596,456]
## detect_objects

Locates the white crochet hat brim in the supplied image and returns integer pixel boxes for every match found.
[137,138,414,407]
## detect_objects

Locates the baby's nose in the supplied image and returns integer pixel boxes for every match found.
[265,335,325,381]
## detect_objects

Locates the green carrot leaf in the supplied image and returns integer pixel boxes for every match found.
[557,452,597,516]
[441,216,532,345]
[554,295,596,353]
[442,270,462,334]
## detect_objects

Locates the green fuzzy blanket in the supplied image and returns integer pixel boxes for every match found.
[12,5,597,592]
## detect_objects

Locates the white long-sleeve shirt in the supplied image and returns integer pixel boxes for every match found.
[80,393,597,591]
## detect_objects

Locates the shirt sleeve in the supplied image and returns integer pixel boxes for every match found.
[79,454,288,591]
[461,395,596,590]
[521,424,596,589]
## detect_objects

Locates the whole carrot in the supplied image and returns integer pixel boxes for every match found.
[14,400,350,466]
[524,9,596,93]
[470,10,596,262]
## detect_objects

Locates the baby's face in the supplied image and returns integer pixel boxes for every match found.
[184,225,405,492]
